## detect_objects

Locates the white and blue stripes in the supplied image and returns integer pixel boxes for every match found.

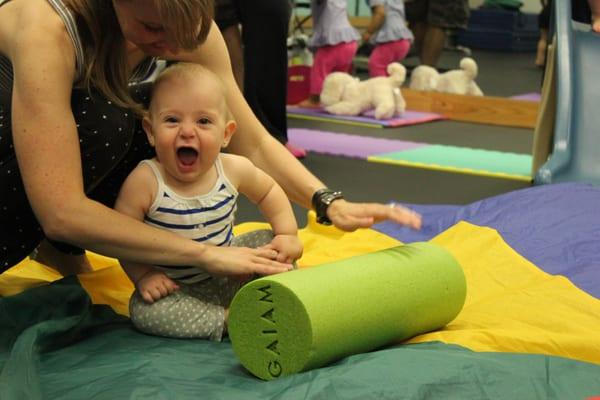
[142,157,238,284]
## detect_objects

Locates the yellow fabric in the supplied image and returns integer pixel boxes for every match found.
[2,217,599,366]
[0,211,400,317]
[408,221,600,366]
[0,259,63,297]
[234,211,402,268]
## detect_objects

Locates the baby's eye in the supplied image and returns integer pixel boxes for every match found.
[164,116,178,123]
[197,117,211,125]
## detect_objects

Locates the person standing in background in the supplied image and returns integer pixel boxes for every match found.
[214,0,306,158]
[535,0,551,68]
[404,0,470,67]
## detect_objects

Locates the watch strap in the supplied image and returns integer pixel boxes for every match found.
[312,188,344,225]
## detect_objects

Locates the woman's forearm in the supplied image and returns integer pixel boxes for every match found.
[46,196,209,267]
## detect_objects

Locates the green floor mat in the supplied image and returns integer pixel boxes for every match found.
[369,144,533,181]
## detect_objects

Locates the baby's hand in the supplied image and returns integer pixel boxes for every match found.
[263,234,304,264]
[137,270,179,304]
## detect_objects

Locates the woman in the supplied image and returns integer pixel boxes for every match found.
[0,0,420,277]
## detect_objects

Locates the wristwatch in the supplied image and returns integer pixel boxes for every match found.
[312,188,344,225]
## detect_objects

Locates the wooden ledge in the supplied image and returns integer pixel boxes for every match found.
[401,89,539,129]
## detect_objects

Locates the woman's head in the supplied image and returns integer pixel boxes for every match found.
[65,0,214,111]
[112,0,214,56]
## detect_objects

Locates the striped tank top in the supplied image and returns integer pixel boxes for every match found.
[142,157,239,284]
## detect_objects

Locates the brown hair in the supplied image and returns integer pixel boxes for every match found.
[63,0,214,112]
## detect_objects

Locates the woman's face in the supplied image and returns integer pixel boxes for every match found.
[112,0,179,56]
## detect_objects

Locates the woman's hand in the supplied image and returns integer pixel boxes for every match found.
[201,245,294,279]
[327,199,422,232]
[136,270,180,304]
[262,234,304,264]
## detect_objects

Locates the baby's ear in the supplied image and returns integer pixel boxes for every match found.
[142,116,155,147]
[222,119,237,148]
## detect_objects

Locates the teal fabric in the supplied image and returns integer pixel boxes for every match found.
[2,279,600,399]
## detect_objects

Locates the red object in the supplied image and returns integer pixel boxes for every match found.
[287,65,311,105]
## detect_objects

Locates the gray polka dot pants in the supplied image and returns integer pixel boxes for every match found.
[129,229,275,341]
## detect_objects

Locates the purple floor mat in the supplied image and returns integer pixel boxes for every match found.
[510,92,541,102]
[287,128,426,159]
[286,106,444,127]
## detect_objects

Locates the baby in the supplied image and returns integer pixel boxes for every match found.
[114,62,302,341]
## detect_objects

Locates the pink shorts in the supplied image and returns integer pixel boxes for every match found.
[368,39,411,77]
[309,41,358,95]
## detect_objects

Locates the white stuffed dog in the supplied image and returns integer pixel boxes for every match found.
[436,57,483,96]
[408,57,483,96]
[408,65,439,91]
[320,63,407,120]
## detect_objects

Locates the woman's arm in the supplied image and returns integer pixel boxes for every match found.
[10,10,288,276]
[175,22,422,231]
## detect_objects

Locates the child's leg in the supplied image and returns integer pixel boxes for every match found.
[368,40,411,77]
[230,229,274,248]
[309,42,357,94]
[331,41,359,73]
[129,229,276,341]
[309,46,337,98]
[299,42,359,107]
[129,280,238,341]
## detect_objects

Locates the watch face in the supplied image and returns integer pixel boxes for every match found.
[322,192,342,206]
[322,194,336,205]
[313,190,343,225]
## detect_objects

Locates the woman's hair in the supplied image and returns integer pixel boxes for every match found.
[63,0,214,112]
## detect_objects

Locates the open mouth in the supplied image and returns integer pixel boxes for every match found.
[177,147,198,166]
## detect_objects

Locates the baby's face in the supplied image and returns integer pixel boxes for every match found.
[146,74,232,185]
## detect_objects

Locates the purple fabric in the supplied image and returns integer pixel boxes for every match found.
[510,93,542,102]
[286,106,444,127]
[374,183,600,298]
[288,128,426,158]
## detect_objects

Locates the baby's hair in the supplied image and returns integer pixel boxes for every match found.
[149,62,231,118]
[153,62,223,93]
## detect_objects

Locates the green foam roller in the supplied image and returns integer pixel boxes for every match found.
[228,242,467,380]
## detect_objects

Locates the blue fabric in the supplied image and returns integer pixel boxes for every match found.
[374,183,600,298]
